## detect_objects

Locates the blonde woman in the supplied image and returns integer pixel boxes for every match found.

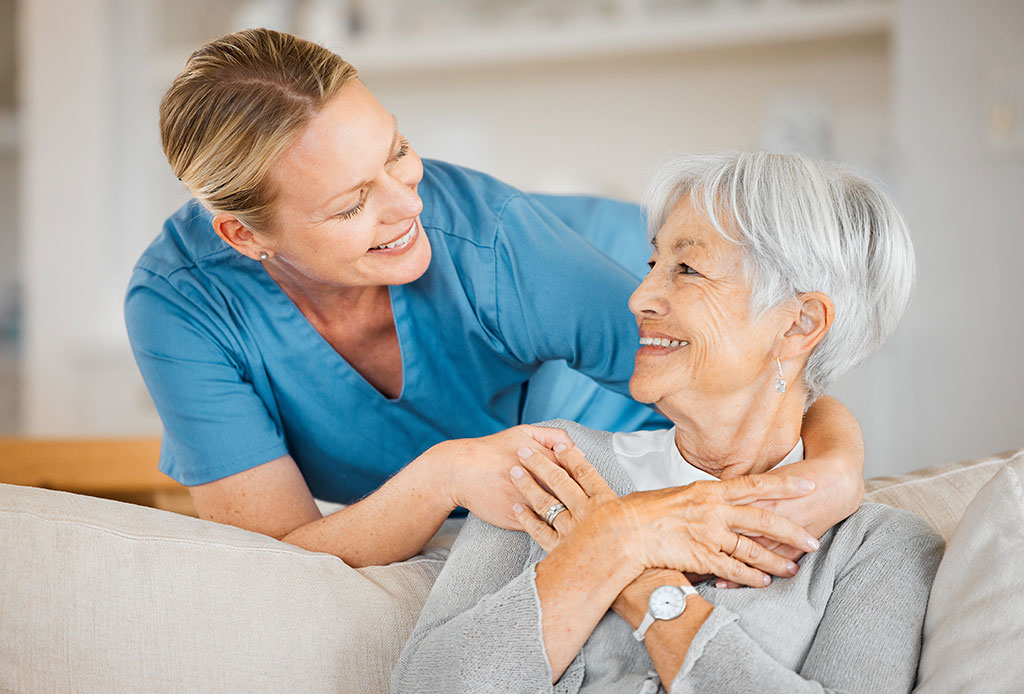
[127,29,865,567]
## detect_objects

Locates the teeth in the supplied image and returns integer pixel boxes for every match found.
[639,337,689,348]
[371,223,416,250]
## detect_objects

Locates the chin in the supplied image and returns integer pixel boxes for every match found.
[628,375,659,405]
[392,233,433,285]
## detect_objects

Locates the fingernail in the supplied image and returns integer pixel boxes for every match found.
[787,562,799,576]
[715,579,726,589]
[510,466,525,479]
[798,479,815,491]
[763,575,772,586]
[807,537,820,550]
[553,443,567,453]
[517,447,533,459]
[512,503,523,514]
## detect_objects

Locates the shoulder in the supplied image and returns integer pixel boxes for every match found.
[826,503,945,578]
[133,199,235,278]
[419,159,528,248]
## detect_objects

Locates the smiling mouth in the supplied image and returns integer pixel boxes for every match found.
[370,220,417,251]
[638,336,689,349]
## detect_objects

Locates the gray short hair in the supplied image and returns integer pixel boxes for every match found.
[643,152,915,402]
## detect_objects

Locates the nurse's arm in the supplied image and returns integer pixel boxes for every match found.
[188,452,451,568]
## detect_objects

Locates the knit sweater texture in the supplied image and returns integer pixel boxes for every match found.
[392,420,944,693]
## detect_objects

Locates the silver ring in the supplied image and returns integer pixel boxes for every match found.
[544,502,568,526]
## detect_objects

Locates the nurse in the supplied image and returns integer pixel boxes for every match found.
[126,28,865,568]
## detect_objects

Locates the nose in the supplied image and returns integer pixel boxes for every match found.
[628,271,670,319]
[378,162,424,224]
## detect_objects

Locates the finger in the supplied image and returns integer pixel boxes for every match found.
[509,464,572,533]
[716,474,816,505]
[726,505,820,553]
[553,445,613,498]
[513,503,558,552]
[728,534,800,578]
[517,448,588,510]
[713,553,773,589]
[522,425,575,452]
[714,579,743,590]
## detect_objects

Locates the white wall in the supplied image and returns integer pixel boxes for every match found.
[14,1,1023,479]
[875,0,1024,472]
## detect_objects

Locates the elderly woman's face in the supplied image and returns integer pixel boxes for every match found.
[628,195,788,410]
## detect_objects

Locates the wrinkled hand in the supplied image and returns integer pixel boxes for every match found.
[509,443,618,551]
[432,425,575,531]
[612,476,822,588]
[511,445,822,589]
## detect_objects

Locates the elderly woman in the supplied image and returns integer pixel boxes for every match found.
[392,153,944,693]
[126,29,865,567]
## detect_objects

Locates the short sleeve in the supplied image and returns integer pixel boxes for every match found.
[124,271,289,486]
[491,194,642,397]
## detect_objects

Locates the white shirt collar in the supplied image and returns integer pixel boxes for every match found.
[611,427,804,493]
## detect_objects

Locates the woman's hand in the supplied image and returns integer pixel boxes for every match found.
[428,425,575,531]
[512,446,821,589]
[509,444,618,550]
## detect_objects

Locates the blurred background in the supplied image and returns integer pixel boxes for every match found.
[0,0,1021,478]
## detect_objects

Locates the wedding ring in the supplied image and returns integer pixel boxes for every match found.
[731,534,743,556]
[544,502,568,526]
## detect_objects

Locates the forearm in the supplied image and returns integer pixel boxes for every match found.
[534,529,641,682]
[611,569,713,690]
[797,396,865,519]
[282,449,453,567]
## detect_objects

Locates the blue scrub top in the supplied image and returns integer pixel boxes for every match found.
[125,159,667,503]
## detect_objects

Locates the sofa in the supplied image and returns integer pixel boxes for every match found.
[2,447,1023,693]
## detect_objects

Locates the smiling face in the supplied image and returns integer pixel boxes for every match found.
[628,195,793,415]
[256,79,431,289]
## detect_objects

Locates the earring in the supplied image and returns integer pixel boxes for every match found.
[258,252,268,261]
[775,358,787,394]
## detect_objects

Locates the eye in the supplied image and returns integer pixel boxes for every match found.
[678,263,700,276]
[335,192,367,220]
[389,137,410,163]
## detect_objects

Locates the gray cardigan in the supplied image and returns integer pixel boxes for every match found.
[392,420,944,694]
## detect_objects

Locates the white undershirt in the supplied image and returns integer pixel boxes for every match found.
[611,428,804,492]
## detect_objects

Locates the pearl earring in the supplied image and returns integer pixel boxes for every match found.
[775,358,787,394]
[258,252,268,261]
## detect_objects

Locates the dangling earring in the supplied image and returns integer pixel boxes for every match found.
[775,358,787,394]
[258,252,268,261]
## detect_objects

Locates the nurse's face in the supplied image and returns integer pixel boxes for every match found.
[258,79,431,289]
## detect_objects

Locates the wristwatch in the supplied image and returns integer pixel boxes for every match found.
[632,584,699,642]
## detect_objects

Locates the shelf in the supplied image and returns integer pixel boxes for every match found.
[346,1,894,75]
[0,110,16,154]
[153,1,893,84]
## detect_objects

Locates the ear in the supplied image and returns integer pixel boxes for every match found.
[779,291,834,361]
[211,213,269,261]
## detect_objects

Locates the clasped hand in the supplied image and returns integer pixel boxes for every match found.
[510,443,821,588]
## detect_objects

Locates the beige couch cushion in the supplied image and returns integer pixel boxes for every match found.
[913,456,1024,693]
[0,483,452,693]
[865,448,1024,541]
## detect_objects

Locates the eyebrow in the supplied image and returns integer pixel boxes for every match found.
[319,115,400,212]
[651,236,705,252]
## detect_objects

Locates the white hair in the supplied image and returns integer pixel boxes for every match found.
[643,152,915,402]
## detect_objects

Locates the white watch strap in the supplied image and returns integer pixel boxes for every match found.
[633,612,656,642]
[632,585,699,643]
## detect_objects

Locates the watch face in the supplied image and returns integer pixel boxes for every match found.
[649,585,686,620]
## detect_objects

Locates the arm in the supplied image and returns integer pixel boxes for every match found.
[391,513,593,694]
[190,425,575,567]
[793,395,866,531]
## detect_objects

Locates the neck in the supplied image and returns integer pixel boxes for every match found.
[663,380,806,479]
[263,261,386,325]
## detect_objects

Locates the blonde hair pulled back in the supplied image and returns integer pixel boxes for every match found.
[160,28,358,233]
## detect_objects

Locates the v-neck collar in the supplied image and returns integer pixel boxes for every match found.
[254,265,411,403]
